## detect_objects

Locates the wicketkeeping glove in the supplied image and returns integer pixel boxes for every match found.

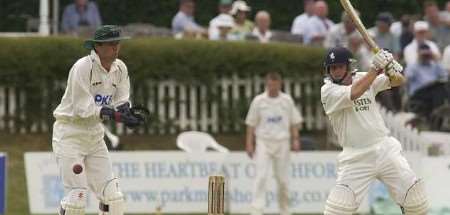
[100,104,141,129]
[130,106,150,125]
[116,102,131,114]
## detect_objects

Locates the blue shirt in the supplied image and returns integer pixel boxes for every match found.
[171,11,202,34]
[61,2,102,33]
[303,16,334,44]
[369,28,400,55]
[405,61,448,96]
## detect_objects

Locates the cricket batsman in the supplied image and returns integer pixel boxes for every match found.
[52,25,147,215]
[245,71,303,215]
[321,47,428,215]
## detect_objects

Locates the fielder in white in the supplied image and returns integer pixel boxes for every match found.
[321,47,428,215]
[245,72,303,215]
[52,25,144,215]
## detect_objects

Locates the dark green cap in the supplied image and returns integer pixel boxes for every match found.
[84,25,130,49]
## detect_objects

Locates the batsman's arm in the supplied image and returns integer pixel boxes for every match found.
[350,68,381,100]
[387,72,406,87]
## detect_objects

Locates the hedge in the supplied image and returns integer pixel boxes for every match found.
[1,0,438,32]
[0,37,325,86]
[0,37,326,134]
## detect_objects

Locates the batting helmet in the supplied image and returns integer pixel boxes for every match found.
[324,47,354,84]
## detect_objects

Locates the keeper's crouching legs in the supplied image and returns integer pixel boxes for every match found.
[59,188,87,215]
[98,178,125,215]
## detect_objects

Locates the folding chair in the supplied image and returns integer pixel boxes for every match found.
[176,131,229,153]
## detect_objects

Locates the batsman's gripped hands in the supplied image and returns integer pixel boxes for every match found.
[385,60,403,76]
[371,49,394,71]
[384,60,406,86]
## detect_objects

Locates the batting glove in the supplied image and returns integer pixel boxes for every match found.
[371,50,394,70]
[385,60,403,77]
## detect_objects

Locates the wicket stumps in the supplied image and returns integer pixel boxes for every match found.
[208,175,225,215]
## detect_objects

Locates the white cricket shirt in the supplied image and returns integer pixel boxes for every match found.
[321,73,391,148]
[245,92,303,141]
[53,50,130,123]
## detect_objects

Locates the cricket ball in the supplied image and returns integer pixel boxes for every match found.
[72,164,83,174]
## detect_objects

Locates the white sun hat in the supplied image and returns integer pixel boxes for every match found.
[230,0,251,15]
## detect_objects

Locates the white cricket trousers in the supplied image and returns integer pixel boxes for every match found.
[52,120,114,200]
[335,136,417,207]
[251,138,290,215]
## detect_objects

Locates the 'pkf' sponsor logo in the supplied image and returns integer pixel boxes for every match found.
[94,94,112,106]
[267,115,283,123]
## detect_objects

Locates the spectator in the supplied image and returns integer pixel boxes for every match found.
[406,43,448,95]
[440,1,450,25]
[390,18,403,38]
[399,15,416,54]
[423,0,450,50]
[61,0,102,36]
[230,0,253,40]
[348,33,372,73]
[208,0,233,40]
[290,0,315,38]
[324,11,357,48]
[212,14,236,41]
[172,0,205,36]
[303,0,334,46]
[369,12,401,58]
[404,21,441,66]
[441,42,450,73]
[252,11,272,43]
[405,43,449,117]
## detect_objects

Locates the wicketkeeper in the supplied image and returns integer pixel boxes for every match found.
[52,25,148,215]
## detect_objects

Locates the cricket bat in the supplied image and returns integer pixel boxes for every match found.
[340,0,380,54]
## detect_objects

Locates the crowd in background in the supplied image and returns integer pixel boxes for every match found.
[61,0,450,127]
